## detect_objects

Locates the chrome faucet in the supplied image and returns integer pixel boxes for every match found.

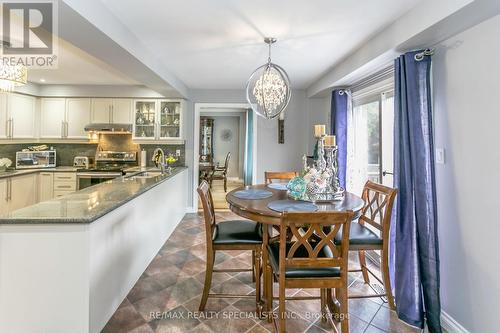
[152,148,167,173]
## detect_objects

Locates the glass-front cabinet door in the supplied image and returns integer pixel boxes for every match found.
[159,101,181,139]
[134,100,156,139]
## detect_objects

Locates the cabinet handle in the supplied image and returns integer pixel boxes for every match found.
[57,185,72,189]
[111,105,114,123]
[6,178,11,201]
[109,106,112,124]
[61,121,65,138]
[9,118,13,138]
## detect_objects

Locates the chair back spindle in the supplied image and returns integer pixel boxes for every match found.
[223,152,231,171]
[359,181,398,239]
[197,180,217,250]
[279,211,353,272]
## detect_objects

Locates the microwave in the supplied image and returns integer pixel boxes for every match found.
[15,151,56,169]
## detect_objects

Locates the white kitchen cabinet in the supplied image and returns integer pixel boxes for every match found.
[9,173,37,212]
[91,98,132,124]
[40,98,66,138]
[91,98,113,123]
[112,99,132,123]
[133,99,183,140]
[0,93,8,139]
[66,98,91,139]
[4,93,36,139]
[0,178,8,215]
[38,172,54,202]
[53,172,77,198]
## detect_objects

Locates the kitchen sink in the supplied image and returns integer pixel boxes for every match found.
[133,171,163,179]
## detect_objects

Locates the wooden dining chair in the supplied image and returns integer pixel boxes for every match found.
[197,180,262,311]
[266,211,354,333]
[334,180,398,309]
[264,171,298,185]
[209,152,231,192]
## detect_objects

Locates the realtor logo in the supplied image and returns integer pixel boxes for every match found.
[1,0,58,68]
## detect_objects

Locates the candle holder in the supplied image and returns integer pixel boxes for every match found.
[315,136,327,171]
[325,146,341,193]
[300,138,344,203]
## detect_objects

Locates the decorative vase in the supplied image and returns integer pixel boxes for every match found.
[287,176,307,200]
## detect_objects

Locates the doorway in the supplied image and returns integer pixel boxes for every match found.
[193,103,257,211]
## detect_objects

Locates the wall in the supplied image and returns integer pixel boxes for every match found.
[255,90,308,182]
[306,96,331,155]
[433,14,500,332]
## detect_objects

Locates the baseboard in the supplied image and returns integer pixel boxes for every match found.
[185,207,197,213]
[441,311,470,333]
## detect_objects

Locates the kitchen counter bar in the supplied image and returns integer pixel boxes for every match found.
[0,166,187,224]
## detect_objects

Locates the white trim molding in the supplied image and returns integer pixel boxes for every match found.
[192,103,256,211]
[441,311,470,333]
[185,207,197,214]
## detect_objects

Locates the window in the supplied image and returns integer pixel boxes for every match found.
[347,70,394,195]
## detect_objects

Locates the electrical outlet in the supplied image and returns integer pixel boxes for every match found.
[176,149,181,157]
[436,148,445,164]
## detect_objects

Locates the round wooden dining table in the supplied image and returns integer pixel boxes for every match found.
[226,184,365,314]
[226,184,365,224]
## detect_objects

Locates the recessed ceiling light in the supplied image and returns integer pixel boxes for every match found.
[40,78,46,82]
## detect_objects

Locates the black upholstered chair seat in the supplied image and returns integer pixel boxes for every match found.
[267,242,341,278]
[334,222,382,247]
[212,220,262,245]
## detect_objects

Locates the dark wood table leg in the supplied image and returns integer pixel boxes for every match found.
[259,224,271,319]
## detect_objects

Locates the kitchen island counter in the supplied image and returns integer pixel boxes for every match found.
[0,167,188,333]
[0,167,186,224]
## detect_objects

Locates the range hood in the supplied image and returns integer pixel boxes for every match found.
[84,123,133,134]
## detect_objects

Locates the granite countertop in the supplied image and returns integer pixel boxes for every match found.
[0,166,79,179]
[0,167,187,224]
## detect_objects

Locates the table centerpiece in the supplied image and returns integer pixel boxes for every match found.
[287,134,344,203]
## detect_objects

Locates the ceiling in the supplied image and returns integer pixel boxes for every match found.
[99,0,422,90]
[28,37,139,85]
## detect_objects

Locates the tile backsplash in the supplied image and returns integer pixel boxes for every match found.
[0,135,185,168]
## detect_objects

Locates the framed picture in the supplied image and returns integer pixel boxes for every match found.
[278,119,284,144]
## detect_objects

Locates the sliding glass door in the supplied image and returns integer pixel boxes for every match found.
[380,91,394,187]
[348,86,394,194]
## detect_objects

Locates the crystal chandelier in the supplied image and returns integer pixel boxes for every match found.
[0,63,27,92]
[246,37,291,119]
[0,41,28,92]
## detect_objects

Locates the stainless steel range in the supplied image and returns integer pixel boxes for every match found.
[76,151,137,190]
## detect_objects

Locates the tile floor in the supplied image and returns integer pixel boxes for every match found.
[103,212,422,333]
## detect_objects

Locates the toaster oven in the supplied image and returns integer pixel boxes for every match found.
[15,151,56,169]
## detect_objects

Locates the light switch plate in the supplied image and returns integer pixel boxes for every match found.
[176,149,181,157]
[436,148,445,164]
